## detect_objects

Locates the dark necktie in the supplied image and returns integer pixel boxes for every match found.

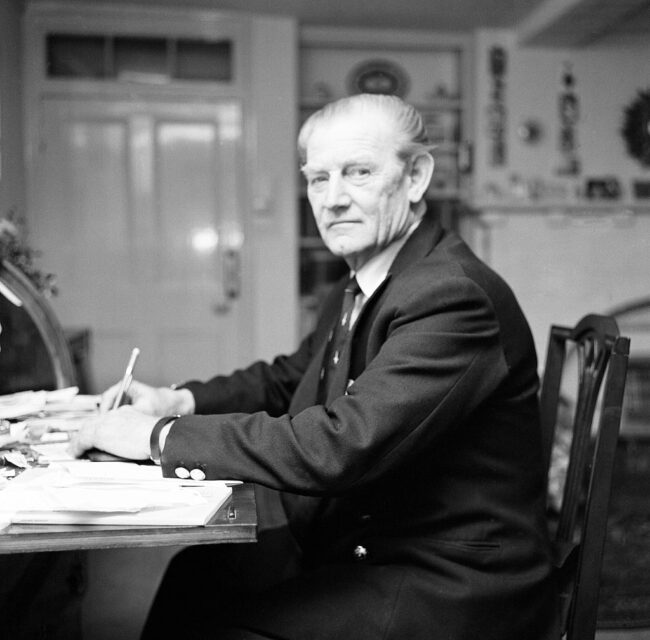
[318,276,361,404]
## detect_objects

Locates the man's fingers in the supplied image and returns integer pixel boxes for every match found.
[99,383,121,413]
[68,422,96,457]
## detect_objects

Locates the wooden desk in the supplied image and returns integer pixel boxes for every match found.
[0,482,257,554]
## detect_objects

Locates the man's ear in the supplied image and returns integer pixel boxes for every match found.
[407,153,434,203]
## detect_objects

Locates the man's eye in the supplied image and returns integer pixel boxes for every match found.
[346,167,371,182]
[308,175,328,188]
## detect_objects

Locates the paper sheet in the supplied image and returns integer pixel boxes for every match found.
[0,463,232,526]
[0,387,99,420]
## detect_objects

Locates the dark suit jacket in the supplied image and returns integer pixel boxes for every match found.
[165,213,560,639]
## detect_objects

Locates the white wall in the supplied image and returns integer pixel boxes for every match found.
[465,30,650,361]
[472,29,650,205]
[249,14,299,359]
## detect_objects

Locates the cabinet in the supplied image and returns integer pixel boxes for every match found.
[297,28,471,335]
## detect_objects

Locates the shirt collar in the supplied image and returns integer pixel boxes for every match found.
[352,218,422,300]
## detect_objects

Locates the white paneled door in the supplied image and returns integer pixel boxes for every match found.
[30,97,252,391]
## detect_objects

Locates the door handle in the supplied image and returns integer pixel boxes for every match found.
[212,222,243,315]
[222,246,241,300]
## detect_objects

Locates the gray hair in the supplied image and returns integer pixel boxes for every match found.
[297,93,434,165]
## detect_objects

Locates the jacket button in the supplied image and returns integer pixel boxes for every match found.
[353,545,368,560]
[189,468,206,481]
[174,466,190,479]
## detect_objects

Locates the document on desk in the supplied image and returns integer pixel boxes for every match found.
[0,387,99,420]
[0,462,232,526]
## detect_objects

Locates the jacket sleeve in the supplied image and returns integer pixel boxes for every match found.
[178,278,346,416]
[161,274,520,494]
[179,330,319,417]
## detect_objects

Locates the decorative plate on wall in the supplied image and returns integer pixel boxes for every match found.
[347,59,410,98]
[621,89,650,167]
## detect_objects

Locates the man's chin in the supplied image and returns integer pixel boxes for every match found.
[324,242,357,260]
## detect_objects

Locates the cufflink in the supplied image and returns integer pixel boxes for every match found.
[189,468,206,481]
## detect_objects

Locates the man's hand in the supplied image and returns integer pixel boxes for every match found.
[99,380,195,416]
[69,406,159,460]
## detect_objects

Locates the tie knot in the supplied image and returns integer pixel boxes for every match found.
[339,276,361,331]
[345,276,361,297]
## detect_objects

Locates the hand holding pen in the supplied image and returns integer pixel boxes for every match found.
[111,347,140,410]
[100,351,195,415]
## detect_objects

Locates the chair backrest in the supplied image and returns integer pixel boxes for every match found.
[539,314,630,640]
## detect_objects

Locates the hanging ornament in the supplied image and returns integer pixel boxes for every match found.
[486,45,507,167]
[556,62,581,176]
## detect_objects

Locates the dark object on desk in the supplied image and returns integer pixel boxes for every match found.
[540,314,630,640]
[0,259,76,394]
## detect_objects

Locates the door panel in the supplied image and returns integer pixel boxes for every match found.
[31,98,249,390]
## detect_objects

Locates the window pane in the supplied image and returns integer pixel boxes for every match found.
[114,36,168,82]
[47,34,106,78]
[175,39,232,81]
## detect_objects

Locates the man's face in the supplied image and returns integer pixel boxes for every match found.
[302,110,417,270]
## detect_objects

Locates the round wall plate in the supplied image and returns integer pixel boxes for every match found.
[347,59,410,98]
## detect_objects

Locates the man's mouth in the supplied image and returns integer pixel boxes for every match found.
[327,220,359,229]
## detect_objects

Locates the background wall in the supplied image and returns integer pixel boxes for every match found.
[465,30,650,362]
[0,0,26,221]
[472,29,650,205]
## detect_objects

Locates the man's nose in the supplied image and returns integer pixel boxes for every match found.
[324,173,350,209]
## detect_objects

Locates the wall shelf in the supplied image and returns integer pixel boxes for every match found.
[297,29,470,335]
[473,201,650,213]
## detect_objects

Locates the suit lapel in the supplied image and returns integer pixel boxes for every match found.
[347,213,444,386]
[388,211,443,277]
[291,213,445,410]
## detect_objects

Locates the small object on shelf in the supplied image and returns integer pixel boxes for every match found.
[585,177,622,200]
[632,180,650,199]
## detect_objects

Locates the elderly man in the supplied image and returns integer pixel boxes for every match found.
[72,94,559,640]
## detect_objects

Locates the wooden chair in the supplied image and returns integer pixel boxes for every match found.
[539,314,630,640]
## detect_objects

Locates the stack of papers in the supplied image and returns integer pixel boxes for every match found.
[0,387,99,420]
[0,461,232,526]
[0,387,100,449]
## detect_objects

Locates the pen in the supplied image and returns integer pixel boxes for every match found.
[112,347,140,410]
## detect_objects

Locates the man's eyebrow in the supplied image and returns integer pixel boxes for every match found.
[300,164,323,176]
[302,157,377,174]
